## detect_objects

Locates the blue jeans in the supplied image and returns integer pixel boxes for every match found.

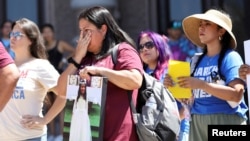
[25,134,47,141]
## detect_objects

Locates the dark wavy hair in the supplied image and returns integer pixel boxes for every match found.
[40,23,55,32]
[0,19,13,29]
[77,82,87,102]
[137,31,172,80]
[0,20,13,38]
[78,6,135,59]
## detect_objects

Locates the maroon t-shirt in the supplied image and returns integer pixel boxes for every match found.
[0,42,14,68]
[80,42,143,141]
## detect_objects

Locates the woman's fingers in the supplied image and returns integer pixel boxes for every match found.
[79,30,84,39]
[177,77,193,88]
[79,68,91,80]
[20,115,34,128]
[75,30,92,58]
[20,115,44,129]
[164,76,175,87]
[238,64,250,80]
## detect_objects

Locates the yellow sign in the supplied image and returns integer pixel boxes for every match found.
[168,60,192,98]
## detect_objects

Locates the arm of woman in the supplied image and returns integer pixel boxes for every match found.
[41,53,87,124]
[0,63,20,111]
[20,86,66,128]
[201,79,244,103]
[55,29,91,97]
[79,66,142,90]
[20,64,80,129]
[59,41,75,57]
[42,86,66,125]
[178,77,245,103]
[100,68,142,90]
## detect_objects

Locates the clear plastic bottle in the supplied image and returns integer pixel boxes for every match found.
[145,94,157,109]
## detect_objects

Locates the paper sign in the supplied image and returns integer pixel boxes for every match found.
[244,40,250,64]
[66,75,80,100]
[63,76,108,141]
[168,60,192,98]
[244,40,250,123]
[246,75,250,105]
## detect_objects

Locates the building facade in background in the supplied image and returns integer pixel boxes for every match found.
[1,0,249,57]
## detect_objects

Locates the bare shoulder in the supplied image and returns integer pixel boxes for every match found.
[58,40,74,52]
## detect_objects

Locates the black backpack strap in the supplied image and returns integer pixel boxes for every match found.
[111,44,119,66]
[111,44,137,114]
[127,91,137,114]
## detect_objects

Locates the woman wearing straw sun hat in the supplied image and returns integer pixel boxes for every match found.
[166,9,249,141]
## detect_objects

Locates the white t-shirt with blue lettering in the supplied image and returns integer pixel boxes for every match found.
[191,49,248,119]
[0,59,59,140]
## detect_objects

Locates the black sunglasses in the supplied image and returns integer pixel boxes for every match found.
[138,41,155,52]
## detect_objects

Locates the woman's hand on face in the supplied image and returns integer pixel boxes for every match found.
[163,74,175,88]
[79,66,104,80]
[20,115,46,129]
[74,30,91,61]
[177,76,204,89]
[239,64,250,81]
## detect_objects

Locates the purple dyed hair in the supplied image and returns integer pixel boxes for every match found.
[137,31,172,80]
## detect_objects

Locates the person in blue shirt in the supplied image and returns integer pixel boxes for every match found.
[165,9,248,141]
[0,20,15,59]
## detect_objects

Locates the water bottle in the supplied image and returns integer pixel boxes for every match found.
[183,103,191,121]
[145,94,157,109]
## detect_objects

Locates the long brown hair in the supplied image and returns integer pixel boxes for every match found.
[13,18,47,59]
[77,83,87,102]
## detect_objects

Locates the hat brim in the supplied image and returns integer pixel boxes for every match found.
[182,14,237,49]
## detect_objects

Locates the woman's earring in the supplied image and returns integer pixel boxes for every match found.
[219,36,222,41]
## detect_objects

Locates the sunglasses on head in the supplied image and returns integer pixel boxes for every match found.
[9,31,25,39]
[138,41,155,52]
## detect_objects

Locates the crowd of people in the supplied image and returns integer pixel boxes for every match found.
[0,6,249,141]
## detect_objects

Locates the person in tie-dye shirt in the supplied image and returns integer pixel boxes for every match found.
[167,20,201,62]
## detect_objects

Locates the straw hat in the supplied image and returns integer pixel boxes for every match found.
[182,9,237,49]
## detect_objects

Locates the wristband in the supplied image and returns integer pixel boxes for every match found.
[68,57,81,69]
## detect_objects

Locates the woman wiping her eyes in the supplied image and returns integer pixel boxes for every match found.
[58,6,143,141]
